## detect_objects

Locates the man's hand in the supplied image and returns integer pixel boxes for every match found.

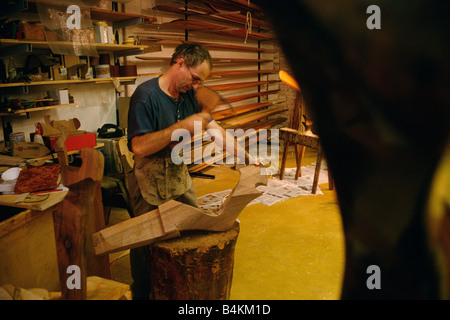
[183,112,211,133]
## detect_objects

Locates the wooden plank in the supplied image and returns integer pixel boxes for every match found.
[137,38,276,52]
[224,89,280,103]
[219,106,288,128]
[199,0,263,14]
[92,165,267,256]
[0,191,68,211]
[207,80,279,91]
[212,98,286,120]
[135,56,270,63]
[155,4,271,30]
[0,155,25,166]
[212,101,272,120]
[53,147,111,299]
[209,69,278,77]
[206,29,275,41]
[280,128,320,149]
[164,19,275,41]
[136,70,279,79]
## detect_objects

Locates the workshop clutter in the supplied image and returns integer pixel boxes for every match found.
[41,117,96,152]
[12,141,50,159]
[0,94,73,114]
[0,16,138,84]
[1,52,137,85]
[5,117,96,158]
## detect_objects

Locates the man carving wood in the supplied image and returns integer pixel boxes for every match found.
[126,43,256,299]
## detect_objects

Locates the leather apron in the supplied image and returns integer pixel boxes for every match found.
[134,151,191,206]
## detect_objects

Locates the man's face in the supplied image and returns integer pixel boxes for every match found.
[176,59,210,93]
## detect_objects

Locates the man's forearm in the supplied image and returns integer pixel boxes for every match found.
[131,113,210,157]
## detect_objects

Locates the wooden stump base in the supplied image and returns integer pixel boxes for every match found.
[149,222,240,300]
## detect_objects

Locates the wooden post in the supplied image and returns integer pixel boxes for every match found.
[53,146,111,299]
[149,222,240,300]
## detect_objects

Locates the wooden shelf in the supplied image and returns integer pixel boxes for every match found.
[0,103,77,116]
[25,0,157,24]
[0,76,138,89]
[0,39,150,54]
[139,39,276,53]
[136,56,271,63]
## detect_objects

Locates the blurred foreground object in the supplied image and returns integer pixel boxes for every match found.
[256,0,450,299]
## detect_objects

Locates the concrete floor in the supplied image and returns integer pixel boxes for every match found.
[107,146,345,300]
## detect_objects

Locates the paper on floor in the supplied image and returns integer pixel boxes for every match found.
[197,163,329,208]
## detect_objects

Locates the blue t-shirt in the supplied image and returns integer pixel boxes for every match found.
[127,76,200,151]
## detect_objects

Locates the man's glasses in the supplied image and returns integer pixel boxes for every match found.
[186,65,203,85]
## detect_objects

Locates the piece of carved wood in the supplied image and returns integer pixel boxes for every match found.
[53,135,111,299]
[92,165,267,256]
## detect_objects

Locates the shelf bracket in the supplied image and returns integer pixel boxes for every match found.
[0,43,32,58]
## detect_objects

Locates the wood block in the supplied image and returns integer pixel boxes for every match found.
[149,222,240,300]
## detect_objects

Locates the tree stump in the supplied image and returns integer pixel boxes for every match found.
[148,222,240,300]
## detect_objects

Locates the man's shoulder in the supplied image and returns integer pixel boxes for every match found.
[135,77,159,93]
[131,77,162,103]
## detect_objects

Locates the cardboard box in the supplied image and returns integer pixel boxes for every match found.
[48,132,96,152]
[12,141,50,158]
[47,89,69,105]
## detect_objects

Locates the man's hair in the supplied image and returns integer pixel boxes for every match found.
[170,43,213,70]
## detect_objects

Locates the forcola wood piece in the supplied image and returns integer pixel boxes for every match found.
[92,165,267,256]
[53,138,111,299]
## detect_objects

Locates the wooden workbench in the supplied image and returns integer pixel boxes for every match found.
[0,192,67,291]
